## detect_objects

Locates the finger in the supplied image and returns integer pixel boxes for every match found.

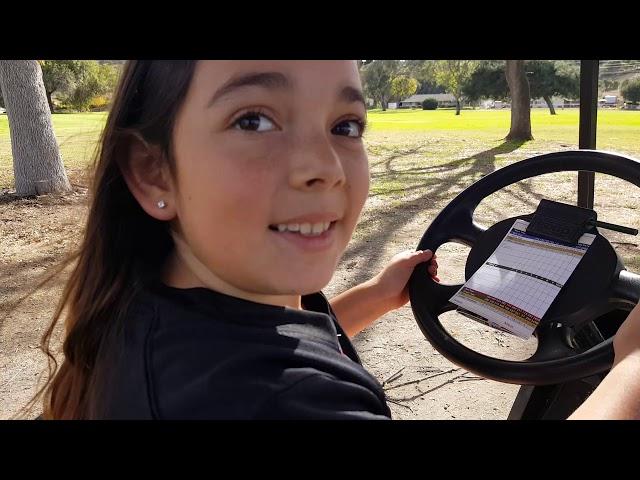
[418,249,433,260]
[403,250,433,267]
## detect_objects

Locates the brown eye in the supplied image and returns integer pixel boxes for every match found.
[332,120,364,138]
[234,113,275,132]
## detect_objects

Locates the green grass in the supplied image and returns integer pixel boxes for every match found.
[0,112,107,188]
[366,108,640,152]
[360,109,640,206]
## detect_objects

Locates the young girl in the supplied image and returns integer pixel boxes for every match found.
[32,60,640,419]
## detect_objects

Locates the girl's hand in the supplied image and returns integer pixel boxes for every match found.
[371,249,439,311]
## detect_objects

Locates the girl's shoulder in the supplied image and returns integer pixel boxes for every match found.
[102,283,390,419]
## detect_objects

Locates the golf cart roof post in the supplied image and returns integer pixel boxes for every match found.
[578,60,599,209]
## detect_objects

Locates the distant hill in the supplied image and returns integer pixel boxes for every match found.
[598,60,640,79]
[564,60,640,78]
[562,60,639,97]
[598,60,640,96]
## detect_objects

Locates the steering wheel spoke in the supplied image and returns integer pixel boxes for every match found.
[610,270,640,307]
[434,283,464,315]
[528,324,579,362]
[452,218,487,247]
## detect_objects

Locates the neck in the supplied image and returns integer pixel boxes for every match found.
[163,231,302,310]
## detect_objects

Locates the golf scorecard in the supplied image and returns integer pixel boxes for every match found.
[449,200,597,339]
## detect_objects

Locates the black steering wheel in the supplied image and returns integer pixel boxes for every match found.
[408,150,640,385]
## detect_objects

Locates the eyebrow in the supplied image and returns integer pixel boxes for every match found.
[207,72,291,107]
[207,71,366,109]
[339,86,366,109]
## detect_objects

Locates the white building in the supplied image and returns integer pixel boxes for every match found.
[398,93,462,108]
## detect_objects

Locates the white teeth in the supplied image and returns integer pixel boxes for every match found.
[273,221,333,236]
[300,223,312,234]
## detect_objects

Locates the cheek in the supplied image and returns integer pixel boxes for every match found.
[174,142,280,245]
[333,154,369,253]
[346,154,370,215]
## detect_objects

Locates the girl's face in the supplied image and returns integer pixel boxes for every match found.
[167,61,369,304]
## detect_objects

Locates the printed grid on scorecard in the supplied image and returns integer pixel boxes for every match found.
[449,219,596,339]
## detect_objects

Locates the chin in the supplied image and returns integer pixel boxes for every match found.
[275,267,335,296]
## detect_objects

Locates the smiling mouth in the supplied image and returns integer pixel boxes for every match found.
[268,221,337,237]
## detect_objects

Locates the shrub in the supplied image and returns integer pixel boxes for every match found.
[422,98,438,110]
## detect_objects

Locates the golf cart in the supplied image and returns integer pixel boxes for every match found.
[408,61,640,420]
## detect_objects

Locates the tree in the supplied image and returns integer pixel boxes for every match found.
[463,60,578,115]
[65,61,120,111]
[600,78,619,93]
[621,77,640,104]
[360,60,402,110]
[39,60,84,112]
[0,61,71,195]
[505,60,533,141]
[434,60,477,115]
[406,60,444,94]
[39,60,122,112]
[526,60,579,115]
[462,61,509,103]
[390,75,418,103]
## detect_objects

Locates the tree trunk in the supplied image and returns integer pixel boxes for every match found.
[455,97,461,115]
[0,61,71,195]
[543,95,556,115]
[505,60,533,141]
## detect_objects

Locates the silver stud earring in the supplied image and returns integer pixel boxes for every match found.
[157,200,166,209]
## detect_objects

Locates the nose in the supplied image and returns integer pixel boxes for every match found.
[287,133,346,191]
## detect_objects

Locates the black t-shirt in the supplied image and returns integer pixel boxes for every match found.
[98,282,392,419]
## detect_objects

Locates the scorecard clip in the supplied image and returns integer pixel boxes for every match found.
[525,199,597,244]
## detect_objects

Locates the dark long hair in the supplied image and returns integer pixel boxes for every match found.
[27,60,198,419]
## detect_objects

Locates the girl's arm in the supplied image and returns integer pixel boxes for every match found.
[569,302,640,419]
[330,250,437,338]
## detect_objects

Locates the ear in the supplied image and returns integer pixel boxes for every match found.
[120,134,177,222]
